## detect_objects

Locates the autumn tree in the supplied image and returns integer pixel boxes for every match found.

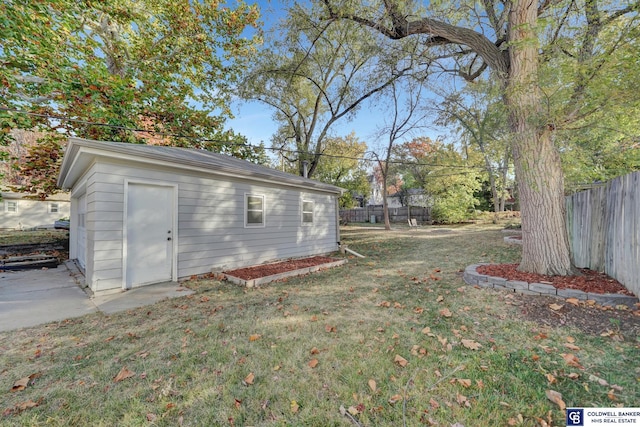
[0,0,263,196]
[392,137,482,223]
[435,81,512,220]
[241,3,415,178]
[373,77,429,230]
[321,0,640,275]
[310,133,371,208]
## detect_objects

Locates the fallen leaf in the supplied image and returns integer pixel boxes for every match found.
[310,315,318,322]
[461,339,482,350]
[545,373,556,384]
[566,336,576,343]
[429,397,440,409]
[545,389,566,410]
[588,374,609,387]
[388,394,403,404]
[607,389,617,401]
[436,295,444,302]
[368,379,377,392]
[104,336,115,342]
[290,400,299,413]
[348,406,360,416]
[200,296,210,302]
[249,334,261,342]
[11,377,31,392]
[562,353,583,369]
[564,343,581,351]
[456,393,470,407]
[439,308,452,318]
[549,303,564,311]
[457,378,472,388]
[234,398,242,409]
[422,326,432,335]
[273,365,280,371]
[310,347,320,355]
[308,359,319,368]
[113,366,135,383]
[243,372,254,385]
[566,298,580,306]
[147,413,157,421]
[567,373,580,380]
[394,354,409,367]
[16,400,39,411]
[325,325,337,333]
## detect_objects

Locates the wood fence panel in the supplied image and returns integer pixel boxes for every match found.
[566,171,639,296]
[339,206,431,224]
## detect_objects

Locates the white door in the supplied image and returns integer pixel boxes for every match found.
[125,183,174,288]
[76,194,87,269]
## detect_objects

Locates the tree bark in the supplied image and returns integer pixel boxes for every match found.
[506,0,574,275]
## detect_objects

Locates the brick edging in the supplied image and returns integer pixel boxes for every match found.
[463,264,639,308]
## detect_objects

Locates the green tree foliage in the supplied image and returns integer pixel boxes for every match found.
[310,133,370,208]
[0,0,263,196]
[392,137,482,223]
[435,80,513,216]
[538,10,640,188]
[321,0,639,275]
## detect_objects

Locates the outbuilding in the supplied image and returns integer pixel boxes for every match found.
[57,138,343,295]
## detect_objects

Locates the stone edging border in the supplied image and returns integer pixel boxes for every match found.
[503,236,522,245]
[224,259,348,288]
[463,264,639,308]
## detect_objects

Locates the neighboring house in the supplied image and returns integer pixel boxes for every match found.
[388,188,430,208]
[57,138,343,295]
[0,192,70,230]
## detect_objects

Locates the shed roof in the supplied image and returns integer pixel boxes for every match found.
[57,138,343,194]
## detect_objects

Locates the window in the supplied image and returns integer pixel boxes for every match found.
[5,201,17,213]
[49,202,59,213]
[302,200,314,223]
[245,194,264,227]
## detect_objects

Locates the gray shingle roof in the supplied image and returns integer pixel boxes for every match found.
[57,138,343,194]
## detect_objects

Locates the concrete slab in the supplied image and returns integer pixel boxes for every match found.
[93,282,193,314]
[0,263,193,332]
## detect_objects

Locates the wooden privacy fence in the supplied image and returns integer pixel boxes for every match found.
[340,206,431,224]
[566,171,640,296]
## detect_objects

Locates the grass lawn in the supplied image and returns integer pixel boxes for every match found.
[0,229,68,246]
[1,223,638,426]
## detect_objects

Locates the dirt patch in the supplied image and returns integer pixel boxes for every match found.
[223,256,340,280]
[478,263,635,296]
[507,293,640,338]
[479,264,640,337]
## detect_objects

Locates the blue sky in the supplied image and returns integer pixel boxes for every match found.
[225,0,446,149]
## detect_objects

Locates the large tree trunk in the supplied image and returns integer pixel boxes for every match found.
[506,0,574,275]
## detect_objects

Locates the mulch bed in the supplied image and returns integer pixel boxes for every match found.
[477,263,635,296]
[223,256,339,280]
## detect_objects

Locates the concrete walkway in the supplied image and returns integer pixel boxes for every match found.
[0,263,193,332]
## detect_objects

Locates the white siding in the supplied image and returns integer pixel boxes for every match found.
[0,197,70,230]
[81,159,338,288]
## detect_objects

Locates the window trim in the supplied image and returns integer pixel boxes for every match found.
[301,199,314,224]
[245,193,265,228]
[5,200,18,213]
